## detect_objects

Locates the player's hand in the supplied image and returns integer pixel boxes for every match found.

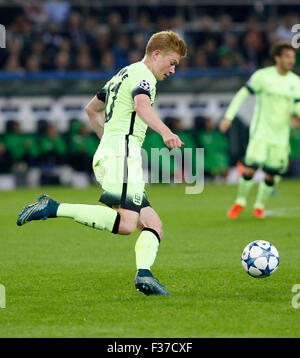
[219,118,232,133]
[163,132,184,149]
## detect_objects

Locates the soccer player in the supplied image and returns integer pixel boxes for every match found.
[219,42,300,219]
[17,31,187,295]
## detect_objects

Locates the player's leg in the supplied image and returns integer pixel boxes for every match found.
[235,165,257,205]
[253,173,275,218]
[134,205,170,295]
[57,152,143,235]
[17,153,137,234]
[135,205,163,271]
[117,208,139,234]
[253,144,288,218]
[227,165,257,218]
[17,194,122,233]
[228,138,265,219]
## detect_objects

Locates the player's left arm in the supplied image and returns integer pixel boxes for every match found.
[291,114,300,130]
[291,87,300,129]
[85,95,106,140]
[291,117,300,129]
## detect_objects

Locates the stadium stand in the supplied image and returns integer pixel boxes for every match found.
[0,1,300,187]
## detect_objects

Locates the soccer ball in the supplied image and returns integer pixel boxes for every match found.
[241,240,280,278]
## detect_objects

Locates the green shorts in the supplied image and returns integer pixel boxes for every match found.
[244,137,289,174]
[93,147,150,213]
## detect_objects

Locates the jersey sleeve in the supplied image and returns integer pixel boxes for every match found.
[293,78,300,116]
[96,82,109,102]
[245,70,264,94]
[129,72,156,101]
[224,86,251,121]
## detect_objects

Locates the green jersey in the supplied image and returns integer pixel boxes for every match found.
[97,61,157,156]
[245,66,300,146]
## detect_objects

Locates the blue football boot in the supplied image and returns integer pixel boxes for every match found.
[134,269,170,295]
[17,194,59,226]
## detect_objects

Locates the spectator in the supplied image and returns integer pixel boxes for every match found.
[202,38,219,67]
[4,120,39,166]
[112,34,130,69]
[242,32,261,69]
[131,33,147,54]
[194,15,216,47]
[193,49,208,68]
[155,15,170,32]
[69,122,99,173]
[30,39,46,67]
[76,53,93,71]
[23,3,47,25]
[66,11,86,50]
[170,15,186,43]
[4,55,23,72]
[218,13,234,43]
[128,50,143,65]
[39,122,67,166]
[100,50,115,71]
[218,33,244,68]
[54,51,70,71]
[276,13,298,42]
[75,43,93,69]
[92,27,110,66]
[107,12,123,46]
[0,141,13,174]
[196,117,229,177]
[166,117,197,182]
[135,12,153,43]
[44,0,71,24]
[289,128,300,177]
[43,23,63,50]
[25,54,40,72]
[265,18,279,45]
[0,7,298,72]
[84,16,99,43]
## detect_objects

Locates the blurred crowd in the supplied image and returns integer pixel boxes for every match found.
[0,119,99,186]
[1,2,300,73]
[1,117,300,189]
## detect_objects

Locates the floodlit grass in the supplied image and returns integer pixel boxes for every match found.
[0,180,299,337]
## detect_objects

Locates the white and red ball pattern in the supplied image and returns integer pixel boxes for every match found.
[241,240,280,278]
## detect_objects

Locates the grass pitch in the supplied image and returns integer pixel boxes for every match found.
[0,180,300,338]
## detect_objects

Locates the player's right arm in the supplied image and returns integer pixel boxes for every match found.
[219,70,263,133]
[219,87,251,133]
[85,95,106,140]
[134,94,184,148]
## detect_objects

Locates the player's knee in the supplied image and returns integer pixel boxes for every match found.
[157,227,163,240]
[150,225,163,241]
[265,174,275,186]
[116,209,139,235]
[243,167,256,180]
[153,220,163,240]
[117,215,138,235]
[118,221,137,235]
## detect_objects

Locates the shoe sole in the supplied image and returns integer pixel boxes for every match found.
[135,281,170,296]
[135,283,153,296]
[253,214,265,219]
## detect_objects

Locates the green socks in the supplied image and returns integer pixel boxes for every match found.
[56,204,162,269]
[235,175,274,209]
[254,181,273,209]
[135,229,160,270]
[235,176,254,207]
[57,203,120,233]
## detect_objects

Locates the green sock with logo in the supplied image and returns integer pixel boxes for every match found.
[57,203,120,233]
[135,228,160,271]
